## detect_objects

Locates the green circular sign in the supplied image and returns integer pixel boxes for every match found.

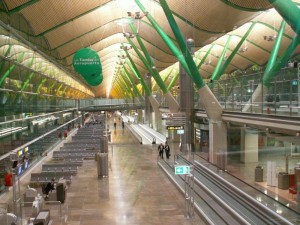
[73,48,103,86]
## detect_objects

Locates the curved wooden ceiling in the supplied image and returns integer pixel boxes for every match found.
[0,0,299,98]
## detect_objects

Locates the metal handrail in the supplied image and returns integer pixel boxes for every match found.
[0,115,82,161]
[126,124,143,144]
[137,124,156,144]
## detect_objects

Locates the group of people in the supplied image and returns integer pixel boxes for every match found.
[158,142,171,159]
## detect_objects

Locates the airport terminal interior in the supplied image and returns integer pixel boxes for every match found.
[1,0,300,224]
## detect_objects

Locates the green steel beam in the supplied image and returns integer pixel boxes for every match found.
[20,58,39,91]
[114,82,123,98]
[129,22,168,93]
[167,67,180,91]
[0,51,26,87]
[262,20,286,87]
[8,0,40,15]
[48,80,57,94]
[36,78,47,94]
[211,35,232,81]
[124,55,151,96]
[61,86,69,96]
[125,35,167,94]
[159,0,207,88]
[121,46,151,95]
[196,45,214,70]
[119,72,134,97]
[263,34,300,86]
[268,0,300,34]
[0,44,12,73]
[160,65,175,89]
[123,66,143,98]
[134,0,195,83]
[56,84,63,94]
[135,0,206,89]
[116,79,130,98]
[214,22,256,80]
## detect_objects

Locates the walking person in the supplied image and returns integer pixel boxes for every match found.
[164,141,171,159]
[158,143,164,159]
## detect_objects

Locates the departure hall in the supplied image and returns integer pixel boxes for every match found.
[0,0,300,224]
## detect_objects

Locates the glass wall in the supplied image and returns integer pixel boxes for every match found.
[193,66,300,117]
[0,109,83,194]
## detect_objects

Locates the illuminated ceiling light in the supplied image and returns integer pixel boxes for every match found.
[239,46,248,53]
[118,54,127,59]
[263,35,276,41]
[204,60,211,65]
[123,32,136,38]
[116,18,132,26]
[120,45,132,51]
[127,11,148,19]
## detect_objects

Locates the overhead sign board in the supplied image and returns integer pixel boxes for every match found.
[167,126,184,130]
[175,165,191,175]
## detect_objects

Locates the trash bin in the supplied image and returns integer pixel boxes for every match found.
[278,172,289,190]
[100,137,108,153]
[255,166,263,182]
[97,153,108,178]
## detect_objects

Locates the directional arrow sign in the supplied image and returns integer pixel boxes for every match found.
[175,165,190,175]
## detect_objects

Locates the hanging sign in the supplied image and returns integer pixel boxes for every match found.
[73,48,103,86]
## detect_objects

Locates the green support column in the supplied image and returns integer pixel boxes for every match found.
[36,78,47,94]
[134,0,196,85]
[211,35,232,81]
[151,0,206,88]
[48,80,57,95]
[262,20,286,86]
[20,58,39,91]
[125,37,167,93]
[123,66,143,98]
[56,84,63,95]
[129,23,168,93]
[126,36,179,112]
[61,86,68,97]
[268,0,300,34]
[265,34,300,85]
[0,51,26,87]
[121,45,152,95]
[116,79,130,98]
[166,66,178,91]
[0,44,12,73]
[215,22,256,80]
[135,0,223,121]
[119,72,134,97]
[196,45,214,70]
[242,20,287,113]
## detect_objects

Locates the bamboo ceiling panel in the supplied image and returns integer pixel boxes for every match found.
[56,26,122,59]
[167,0,261,33]
[3,0,29,11]
[225,0,272,10]
[44,7,126,48]
[18,0,110,35]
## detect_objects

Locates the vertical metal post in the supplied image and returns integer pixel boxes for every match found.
[298,64,300,115]
[184,174,189,218]
[184,173,195,219]
[12,169,17,214]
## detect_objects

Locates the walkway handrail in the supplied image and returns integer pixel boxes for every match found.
[137,124,156,144]
[126,124,142,144]
[0,114,84,161]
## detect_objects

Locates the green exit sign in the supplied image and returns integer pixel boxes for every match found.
[175,165,191,175]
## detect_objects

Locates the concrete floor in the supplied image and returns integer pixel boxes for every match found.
[0,122,205,225]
